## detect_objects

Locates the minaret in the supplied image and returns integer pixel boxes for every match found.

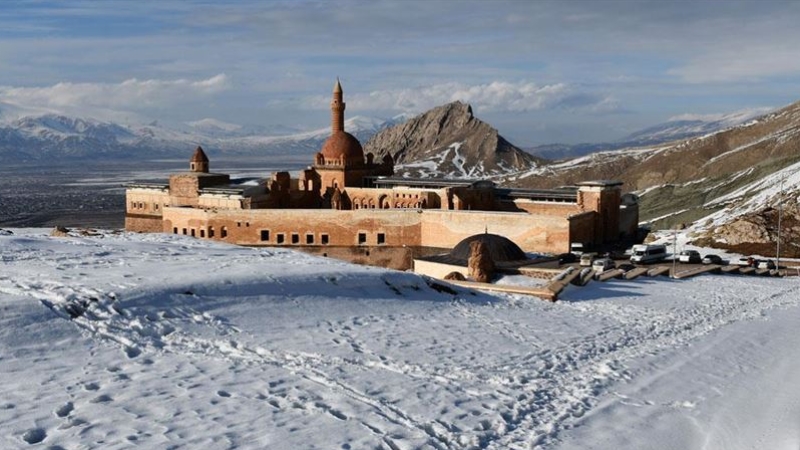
[331,78,345,133]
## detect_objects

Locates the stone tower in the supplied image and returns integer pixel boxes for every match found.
[190,146,209,173]
[331,78,345,133]
[576,181,623,243]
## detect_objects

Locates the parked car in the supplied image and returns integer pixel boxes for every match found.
[702,254,723,265]
[756,259,776,270]
[558,253,578,264]
[734,256,756,267]
[592,258,615,273]
[678,250,701,264]
[617,263,636,273]
[579,253,598,267]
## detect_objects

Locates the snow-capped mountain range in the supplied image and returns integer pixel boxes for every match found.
[0,105,407,161]
[526,107,773,161]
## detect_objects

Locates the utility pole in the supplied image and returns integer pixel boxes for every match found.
[672,225,678,278]
[777,176,784,272]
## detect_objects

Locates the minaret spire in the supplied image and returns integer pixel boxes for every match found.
[331,78,345,133]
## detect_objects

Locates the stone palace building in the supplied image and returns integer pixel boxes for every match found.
[125,80,639,269]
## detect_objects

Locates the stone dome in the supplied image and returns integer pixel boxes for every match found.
[320,131,364,164]
[449,233,527,263]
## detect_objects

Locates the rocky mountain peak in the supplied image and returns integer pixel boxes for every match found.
[363,101,542,179]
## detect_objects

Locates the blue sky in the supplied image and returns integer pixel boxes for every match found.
[1,0,800,145]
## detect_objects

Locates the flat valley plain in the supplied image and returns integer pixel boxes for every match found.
[0,156,308,229]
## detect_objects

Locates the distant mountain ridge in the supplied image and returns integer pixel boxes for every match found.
[0,113,404,162]
[527,107,773,161]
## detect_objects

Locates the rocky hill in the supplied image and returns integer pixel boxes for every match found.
[363,101,544,179]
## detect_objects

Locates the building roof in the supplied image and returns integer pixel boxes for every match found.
[494,187,578,202]
[575,180,623,187]
[450,233,528,263]
[370,177,494,189]
[191,146,209,163]
[320,131,364,163]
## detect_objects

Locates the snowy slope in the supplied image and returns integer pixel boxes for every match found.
[2,229,800,449]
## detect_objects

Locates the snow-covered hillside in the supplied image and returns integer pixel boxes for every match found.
[2,229,800,449]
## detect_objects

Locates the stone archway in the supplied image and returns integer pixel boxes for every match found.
[378,194,389,209]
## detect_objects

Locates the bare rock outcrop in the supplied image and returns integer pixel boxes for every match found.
[468,240,496,283]
[363,101,543,178]
[695,199,800,257]
[443,271,466,281]
[50,226,70,237]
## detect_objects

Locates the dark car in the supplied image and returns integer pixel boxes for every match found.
[617,263,636,272]
[702,254,723,265]
[558,252,578,264]
[678,250,702,264]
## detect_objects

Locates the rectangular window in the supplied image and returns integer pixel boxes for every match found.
[246,222,250,227]
[237,222,241,227]
[358,233,367,245]
[182,228,187,235]
[321,234,329,245]
[209,227,215,238]
[291,233,299,244]
[306,234,314,244]
[276,233,285,244]
[190,229,196,237]
[260,230,270,241]
[377,233,385,245]
[200,229,205,238]
[173,227,178,234]
[221,227,227,238]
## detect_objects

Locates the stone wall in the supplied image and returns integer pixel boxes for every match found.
[568,211,597,248]
[125,214,164,233]
[160,207,575,255]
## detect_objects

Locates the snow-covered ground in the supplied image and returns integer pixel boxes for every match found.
[2,229,799,449]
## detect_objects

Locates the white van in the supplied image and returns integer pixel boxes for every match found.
[630,244,667,264]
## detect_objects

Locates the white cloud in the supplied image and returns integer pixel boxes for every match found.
[298,81,616,114]
[0,74,230,118]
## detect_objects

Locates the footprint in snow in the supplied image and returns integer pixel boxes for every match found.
[54,402,74,418]
[21,428,46,445]
[124,346,141,359]
[90,394,113,403]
